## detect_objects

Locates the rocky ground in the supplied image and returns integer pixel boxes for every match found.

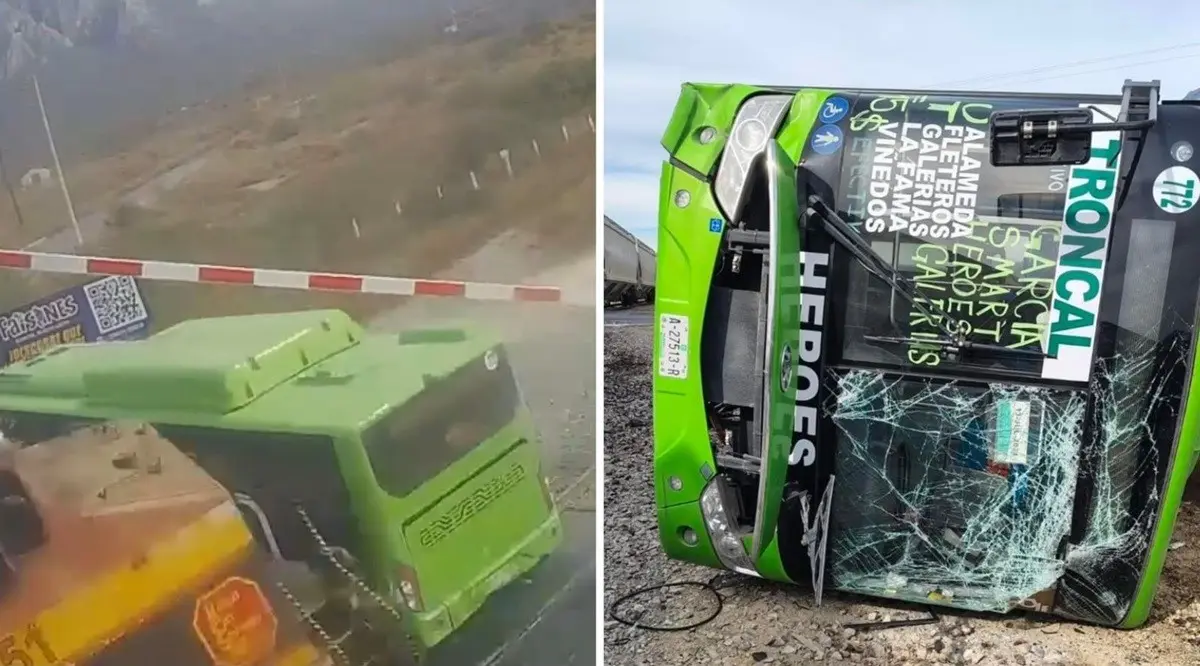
[603,325,1200,666]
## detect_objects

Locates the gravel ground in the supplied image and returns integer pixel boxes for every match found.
[603,325,1200,666]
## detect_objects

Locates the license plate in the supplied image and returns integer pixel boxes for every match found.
[658,314,689,379]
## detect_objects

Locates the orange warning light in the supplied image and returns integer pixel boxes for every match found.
[192,576,279,666]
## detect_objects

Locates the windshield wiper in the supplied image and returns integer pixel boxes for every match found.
[804,196,1050,361]
[858,334,1048,358]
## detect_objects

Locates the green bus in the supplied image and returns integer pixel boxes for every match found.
[0,308,562,657]
[652,79,1200,627]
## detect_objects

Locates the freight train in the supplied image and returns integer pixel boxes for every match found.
[603,216,656,307]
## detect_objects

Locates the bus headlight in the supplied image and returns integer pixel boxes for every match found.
[714,94,793,222]
[699,477,755,574]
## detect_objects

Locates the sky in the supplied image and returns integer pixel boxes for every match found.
[604,0,1200,247]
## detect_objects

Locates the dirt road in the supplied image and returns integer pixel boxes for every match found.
[603,325,1200,666]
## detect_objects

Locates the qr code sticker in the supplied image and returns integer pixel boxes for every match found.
[83,275,149,335]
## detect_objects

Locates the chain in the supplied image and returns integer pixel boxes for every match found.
[274,578,353,666]
[294,503,424,665]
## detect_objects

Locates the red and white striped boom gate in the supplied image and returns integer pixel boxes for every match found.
[0,249,562,302]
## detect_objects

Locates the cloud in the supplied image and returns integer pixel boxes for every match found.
[604,0,1200,245]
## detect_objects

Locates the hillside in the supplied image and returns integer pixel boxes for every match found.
[0,9,596,326]
[0,0,592,168]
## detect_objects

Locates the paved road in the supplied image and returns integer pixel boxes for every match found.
[484,508,595,666]
[431,507,596,666]
[604,304,653,328]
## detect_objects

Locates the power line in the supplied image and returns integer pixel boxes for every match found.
[1006,52,1200,88]
[930,40,1200,88]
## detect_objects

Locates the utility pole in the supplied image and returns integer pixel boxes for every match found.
[0,141,25,228]
[33,75,83,246]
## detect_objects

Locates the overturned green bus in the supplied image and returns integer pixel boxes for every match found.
[652,79,1200,627]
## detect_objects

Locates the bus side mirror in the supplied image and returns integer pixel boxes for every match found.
[989,108,1093,167]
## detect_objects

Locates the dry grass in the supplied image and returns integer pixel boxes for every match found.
[0,15,596,328]
[104,138,593,328]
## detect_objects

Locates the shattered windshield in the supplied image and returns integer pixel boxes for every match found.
[829,373,1084,610]
[805,92,1191,621]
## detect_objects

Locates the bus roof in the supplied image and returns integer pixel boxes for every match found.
[0,309,498,435]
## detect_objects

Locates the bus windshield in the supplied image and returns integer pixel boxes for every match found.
[827,92,1126,383]
[362,347,522,497]
[835,196,1067,376]
[811,90,1187,622]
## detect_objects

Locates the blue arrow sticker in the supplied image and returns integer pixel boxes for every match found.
[709,218,723,233]
[818,96,850,125]
[810,124,844,156]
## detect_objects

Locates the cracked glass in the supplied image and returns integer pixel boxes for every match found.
[828,370,1083,612]
[813,91,1189,624]
[822,212,1182,622]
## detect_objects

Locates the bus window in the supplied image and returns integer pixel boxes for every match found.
[362,348,522,497]
[835,178,1069,376]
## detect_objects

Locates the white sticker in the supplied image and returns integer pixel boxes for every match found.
[993,400,1031,466]
[658,314,689,379]
[1041,103,1121,383]
[1153,165,1199,214]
